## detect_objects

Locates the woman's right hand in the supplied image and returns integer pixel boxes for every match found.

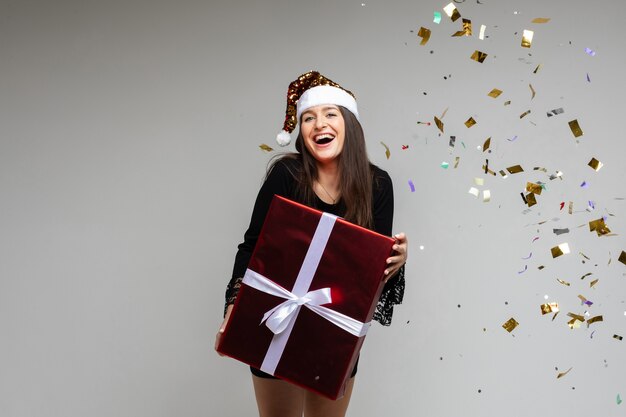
[215,304,234,356]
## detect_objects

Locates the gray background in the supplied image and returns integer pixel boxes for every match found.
[1,0,625,416]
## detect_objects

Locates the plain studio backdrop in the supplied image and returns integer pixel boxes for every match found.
[1,0,625,416]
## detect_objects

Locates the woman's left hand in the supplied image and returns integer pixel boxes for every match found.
[383,232,408,283]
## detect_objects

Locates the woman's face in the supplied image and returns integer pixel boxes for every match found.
[300,105,345,166]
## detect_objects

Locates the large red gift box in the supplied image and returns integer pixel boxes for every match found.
[217,195,394,399]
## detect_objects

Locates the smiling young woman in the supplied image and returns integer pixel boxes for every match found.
[216,71,408,417]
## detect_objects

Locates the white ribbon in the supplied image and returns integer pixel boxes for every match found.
[241,211,371,375]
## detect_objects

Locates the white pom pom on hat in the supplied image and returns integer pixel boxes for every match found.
[276,71,359,147]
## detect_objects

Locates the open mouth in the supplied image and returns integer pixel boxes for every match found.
[314,134,335,145]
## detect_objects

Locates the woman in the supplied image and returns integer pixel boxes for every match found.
[215,71,408,417]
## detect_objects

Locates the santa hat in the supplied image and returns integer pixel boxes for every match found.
[276,71,359,146]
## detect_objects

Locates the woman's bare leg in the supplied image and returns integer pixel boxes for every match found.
[252,375,305,417]
[303,377,355,417]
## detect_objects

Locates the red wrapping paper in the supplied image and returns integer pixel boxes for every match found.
[217,195,394,399]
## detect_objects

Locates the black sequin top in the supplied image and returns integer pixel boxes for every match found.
[225,158,405,326]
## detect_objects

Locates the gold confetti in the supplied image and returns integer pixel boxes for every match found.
[614,334,623,340]
[589,218,611,236]
[587,315,603,327]
[452,18,472,36]
[556,367,572,379]
[443,2,461,21]
[468,187,479,197]
[471,50,488,63]
[557,278,571,286]
[579,252,591,260]
[479,24,486,40]
[380,141,391,159]
[259,144,274,152]
[488,89,502,98]
[474,177,484,186]
[521,30,534,48]
[541,302,559,315]
[580,272,592,280]
[568,318,582,329]
[568,119,583,137]
[529,84,536,99]
[526,182,543,195]
[482,137,491,152]
[417,27,431,45]
[507,165,524,174]
[590,278,599,288]
[588,158,603,171]
[532,17,551,24]
[568,201,573,214]
[533,64,542,73]
[504,100,511,106]
[526,193,537,207]
[434,116,444,133]
[454,156,460,168]
[577,294,589,304]
[552,311,559,321]
[465,117,477,128]
[502,317,519,333]
[619,251,626,265]
[537,265,545,270]
[483,190,491,202]
[499,170,508,178]
[520,110,531,119]
[440,107,449,119]
[567,312,585,322]
[551,243,570,258]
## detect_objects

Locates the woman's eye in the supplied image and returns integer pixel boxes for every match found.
[303,116,314,122]
[326,112,337,118]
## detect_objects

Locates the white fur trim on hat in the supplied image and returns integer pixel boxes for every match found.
[276,130,291,147]
[296,85,360,121]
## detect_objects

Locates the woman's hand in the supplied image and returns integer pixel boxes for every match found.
[383,232,408,283]
[215,304,234,356]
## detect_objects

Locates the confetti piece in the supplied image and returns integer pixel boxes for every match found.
[525,193,537,207]
[479,24,486,40]
[619,251,626,265]
[464,117,477,128]
[568,119,583,137]
[588,158,603,171]
[553,228,570,235]
[507,165,524,174]
[402,145,409,150]
[443,2,461,21]
[482,137,491,152]
[448,136,456,150]
[468,187,479,197]
[441,161,449,169]
[452,18,472,37]
[454,156,460,168]
[434,116,444,133]
[483,190,491,202]
[502,318,519,333]
[380,141,390,159]
[408,180,415,192]
[586,73,591,82]
[580,181,588,188]
[532,17,551,23]
[526,182,543,195]
[433,11,442,24]
[589,218,611,236]
[487,89,502,98]
[580,272,592,280]
[541,303,559,315]
[551,243,570,258]
[556,367,572,379]
[417,27,432,45]
[617,394,622,405]
[568,201,573,214]
[504,100,511,106]
[529,84,536,99]
[474,177,484,186]
[547,108,564,117]
[585,47,596,56]
[560,202,565,210]
[557,279,571,286]
[587,315,603,327]
[533,64,542,74]
[578,294,591,305]
[586,201,595,211]
[520,110,531,119]
[471,50,488,63]
[506,135,518,142]
[440,107,449,119]
[522,252,532,260]
[532,236,540,243]
[615,334,623,341]
[579,252,591,261]
[521,30,534,48]
[589,279,599,288]
[537,265,545,270]
[499,170,508,178]
[416,121,431,126]
[518,265,528,274]
[259,144,274,152]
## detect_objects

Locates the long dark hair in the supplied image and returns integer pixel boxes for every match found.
[269,106,374,229]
